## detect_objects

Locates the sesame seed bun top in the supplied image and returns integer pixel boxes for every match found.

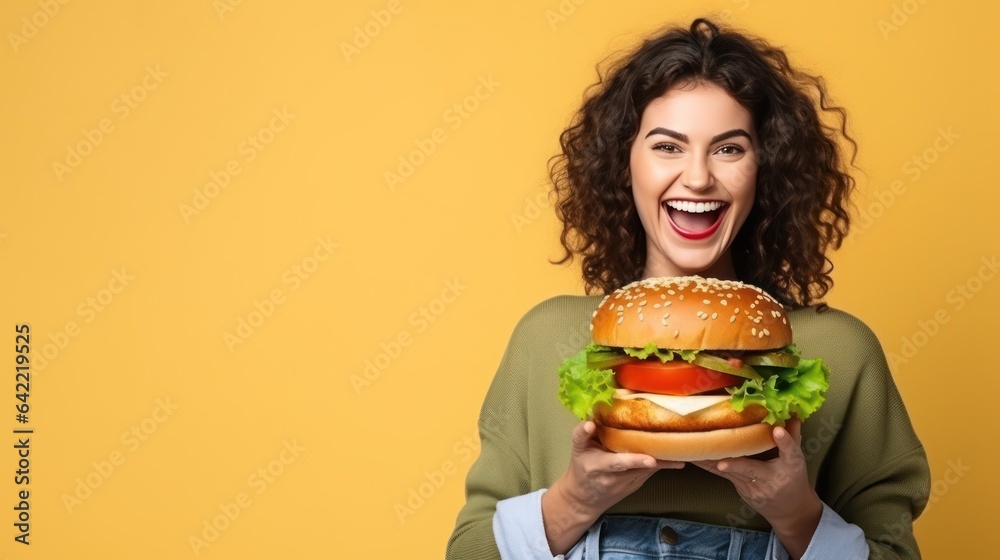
[590,276,792,350]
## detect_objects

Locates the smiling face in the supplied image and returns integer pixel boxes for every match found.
[629,81,758,280]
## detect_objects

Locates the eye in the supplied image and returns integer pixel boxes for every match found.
[717,144,746,156]
[652,143,681,154]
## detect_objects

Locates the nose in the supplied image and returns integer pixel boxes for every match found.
[681,154,713,191]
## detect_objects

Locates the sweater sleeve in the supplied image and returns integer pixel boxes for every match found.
[446,311,536,560]
[816,317,931,559]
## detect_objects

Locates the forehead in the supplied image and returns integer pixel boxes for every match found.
[639,82,753,135]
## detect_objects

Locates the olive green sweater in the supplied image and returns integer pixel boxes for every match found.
[446,295,931,559]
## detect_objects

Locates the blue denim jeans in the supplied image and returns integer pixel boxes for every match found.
[580,515,770,559]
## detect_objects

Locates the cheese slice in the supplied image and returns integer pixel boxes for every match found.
[615,388,730,416]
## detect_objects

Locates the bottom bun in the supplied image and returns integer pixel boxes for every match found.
[596,422,777,461]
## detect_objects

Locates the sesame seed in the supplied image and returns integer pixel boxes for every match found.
[734,308,740,313]
[700,315,708,321]
[703,299,710,305]
[617,305,624,311]
[627,302,633,308]
[664,313,670,319]
[638,314,644,321]
[653,303,661,309]
[589,324,593,331]
[782,318,787,324]
[668,290,675,295]
[758,331,764,338]
[679,294,684,300]
[763,329,770,336]
[729,316,736,323]
[661,294,667,300]
[664,301,672,306]
[720,300,727,306]
[752,328,757,336]
[674,329,679,338]
[617,316,623,324]
[639,300,647,306]
[711,312,718,319]
[592,310,598,317]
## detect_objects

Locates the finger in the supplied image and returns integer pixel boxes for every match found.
[691,460,746,484]
[655,460,685,469]
[603,452,658,470]
[691,460,719,472]
[716,458,762,483]
[773,423,804,462]
[571,421,598,451]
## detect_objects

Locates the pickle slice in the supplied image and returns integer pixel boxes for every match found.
[586,351,636,370]
[691,353,762,382]
[743,351,800,368]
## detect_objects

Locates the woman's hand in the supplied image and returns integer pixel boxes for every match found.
[541,420,683,555]
[692,417,823,559]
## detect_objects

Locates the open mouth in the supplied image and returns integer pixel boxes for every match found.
[662,200,729,240]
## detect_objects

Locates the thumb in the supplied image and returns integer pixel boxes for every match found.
[774,422,803,460]
[571,420,597,451]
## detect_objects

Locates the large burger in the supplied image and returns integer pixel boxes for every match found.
[558,276,829,461]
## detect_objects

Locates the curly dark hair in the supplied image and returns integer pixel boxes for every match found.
[548,17,857,310]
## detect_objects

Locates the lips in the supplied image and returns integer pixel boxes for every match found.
[662,200,729,240]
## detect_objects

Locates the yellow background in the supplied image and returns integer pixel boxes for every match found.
[1,0,996,557]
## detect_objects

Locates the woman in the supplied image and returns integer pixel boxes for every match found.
[447,17,930,560]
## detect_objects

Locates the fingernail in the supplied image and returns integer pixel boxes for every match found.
[717,462,727,471]
[775,427,785,438]
[645,458,656,468]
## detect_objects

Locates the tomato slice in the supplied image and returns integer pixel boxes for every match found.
[613,360,745,396]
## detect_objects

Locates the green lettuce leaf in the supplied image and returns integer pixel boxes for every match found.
[727,357,830,424]
[557,343,618,420]
[623,342,699,363]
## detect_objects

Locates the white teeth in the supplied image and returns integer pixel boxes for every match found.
[664,200,725,213]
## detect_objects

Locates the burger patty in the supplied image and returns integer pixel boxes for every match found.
[592,397,768,432]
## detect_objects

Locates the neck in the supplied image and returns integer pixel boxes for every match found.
[642,252,739,282]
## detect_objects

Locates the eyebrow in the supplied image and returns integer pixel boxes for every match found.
[644,127,752,144]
